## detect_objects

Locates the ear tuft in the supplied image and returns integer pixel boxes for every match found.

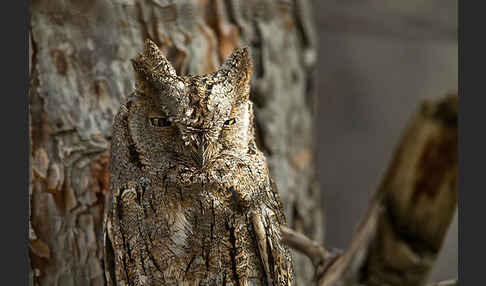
[220,46,253,102]
[131,39,177,93]
[142,39,176,76]
[221,46,253,83]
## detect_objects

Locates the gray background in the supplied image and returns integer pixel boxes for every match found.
[313,0,457,282]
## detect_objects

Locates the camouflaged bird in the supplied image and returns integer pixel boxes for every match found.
[103,39,294,286]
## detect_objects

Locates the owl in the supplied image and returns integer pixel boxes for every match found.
[103,39,294,286]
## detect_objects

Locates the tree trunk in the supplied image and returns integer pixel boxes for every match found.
[29,1,322,285]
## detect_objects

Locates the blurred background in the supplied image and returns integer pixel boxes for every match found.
[29,0,457,284]
[313,0,457,282]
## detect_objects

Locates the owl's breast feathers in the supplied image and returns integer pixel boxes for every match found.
[104,164,294,285]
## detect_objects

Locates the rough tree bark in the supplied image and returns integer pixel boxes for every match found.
[29,1,322,285]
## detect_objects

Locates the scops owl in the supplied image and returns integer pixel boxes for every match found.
[104,39,294,286]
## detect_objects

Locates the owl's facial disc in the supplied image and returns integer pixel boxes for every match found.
[132,39,254,170]
[153,54,252,169]
[168,78,246,169]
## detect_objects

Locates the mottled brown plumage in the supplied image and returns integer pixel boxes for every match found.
[104,39,294,285]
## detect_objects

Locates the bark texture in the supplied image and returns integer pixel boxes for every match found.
[29,1,322,285]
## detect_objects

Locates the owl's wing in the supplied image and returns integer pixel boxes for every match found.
[103,214,116,286]
[103,184,120,286]
[251,179,294,286]
[103,182,145,286]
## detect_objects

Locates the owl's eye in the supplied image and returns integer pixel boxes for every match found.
[224,118,236,126]
[149,117,172,128]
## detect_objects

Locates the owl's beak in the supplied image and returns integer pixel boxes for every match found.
[191,134,210,168]
[197,141,207,167]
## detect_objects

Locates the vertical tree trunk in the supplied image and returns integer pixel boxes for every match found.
[29,1,322,285]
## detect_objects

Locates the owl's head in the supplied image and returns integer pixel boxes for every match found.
[126,39,257,172]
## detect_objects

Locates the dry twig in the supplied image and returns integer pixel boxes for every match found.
[283,93,458,286]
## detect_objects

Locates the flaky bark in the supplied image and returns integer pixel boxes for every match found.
[29,1,321,285]
[282,94,458,286]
